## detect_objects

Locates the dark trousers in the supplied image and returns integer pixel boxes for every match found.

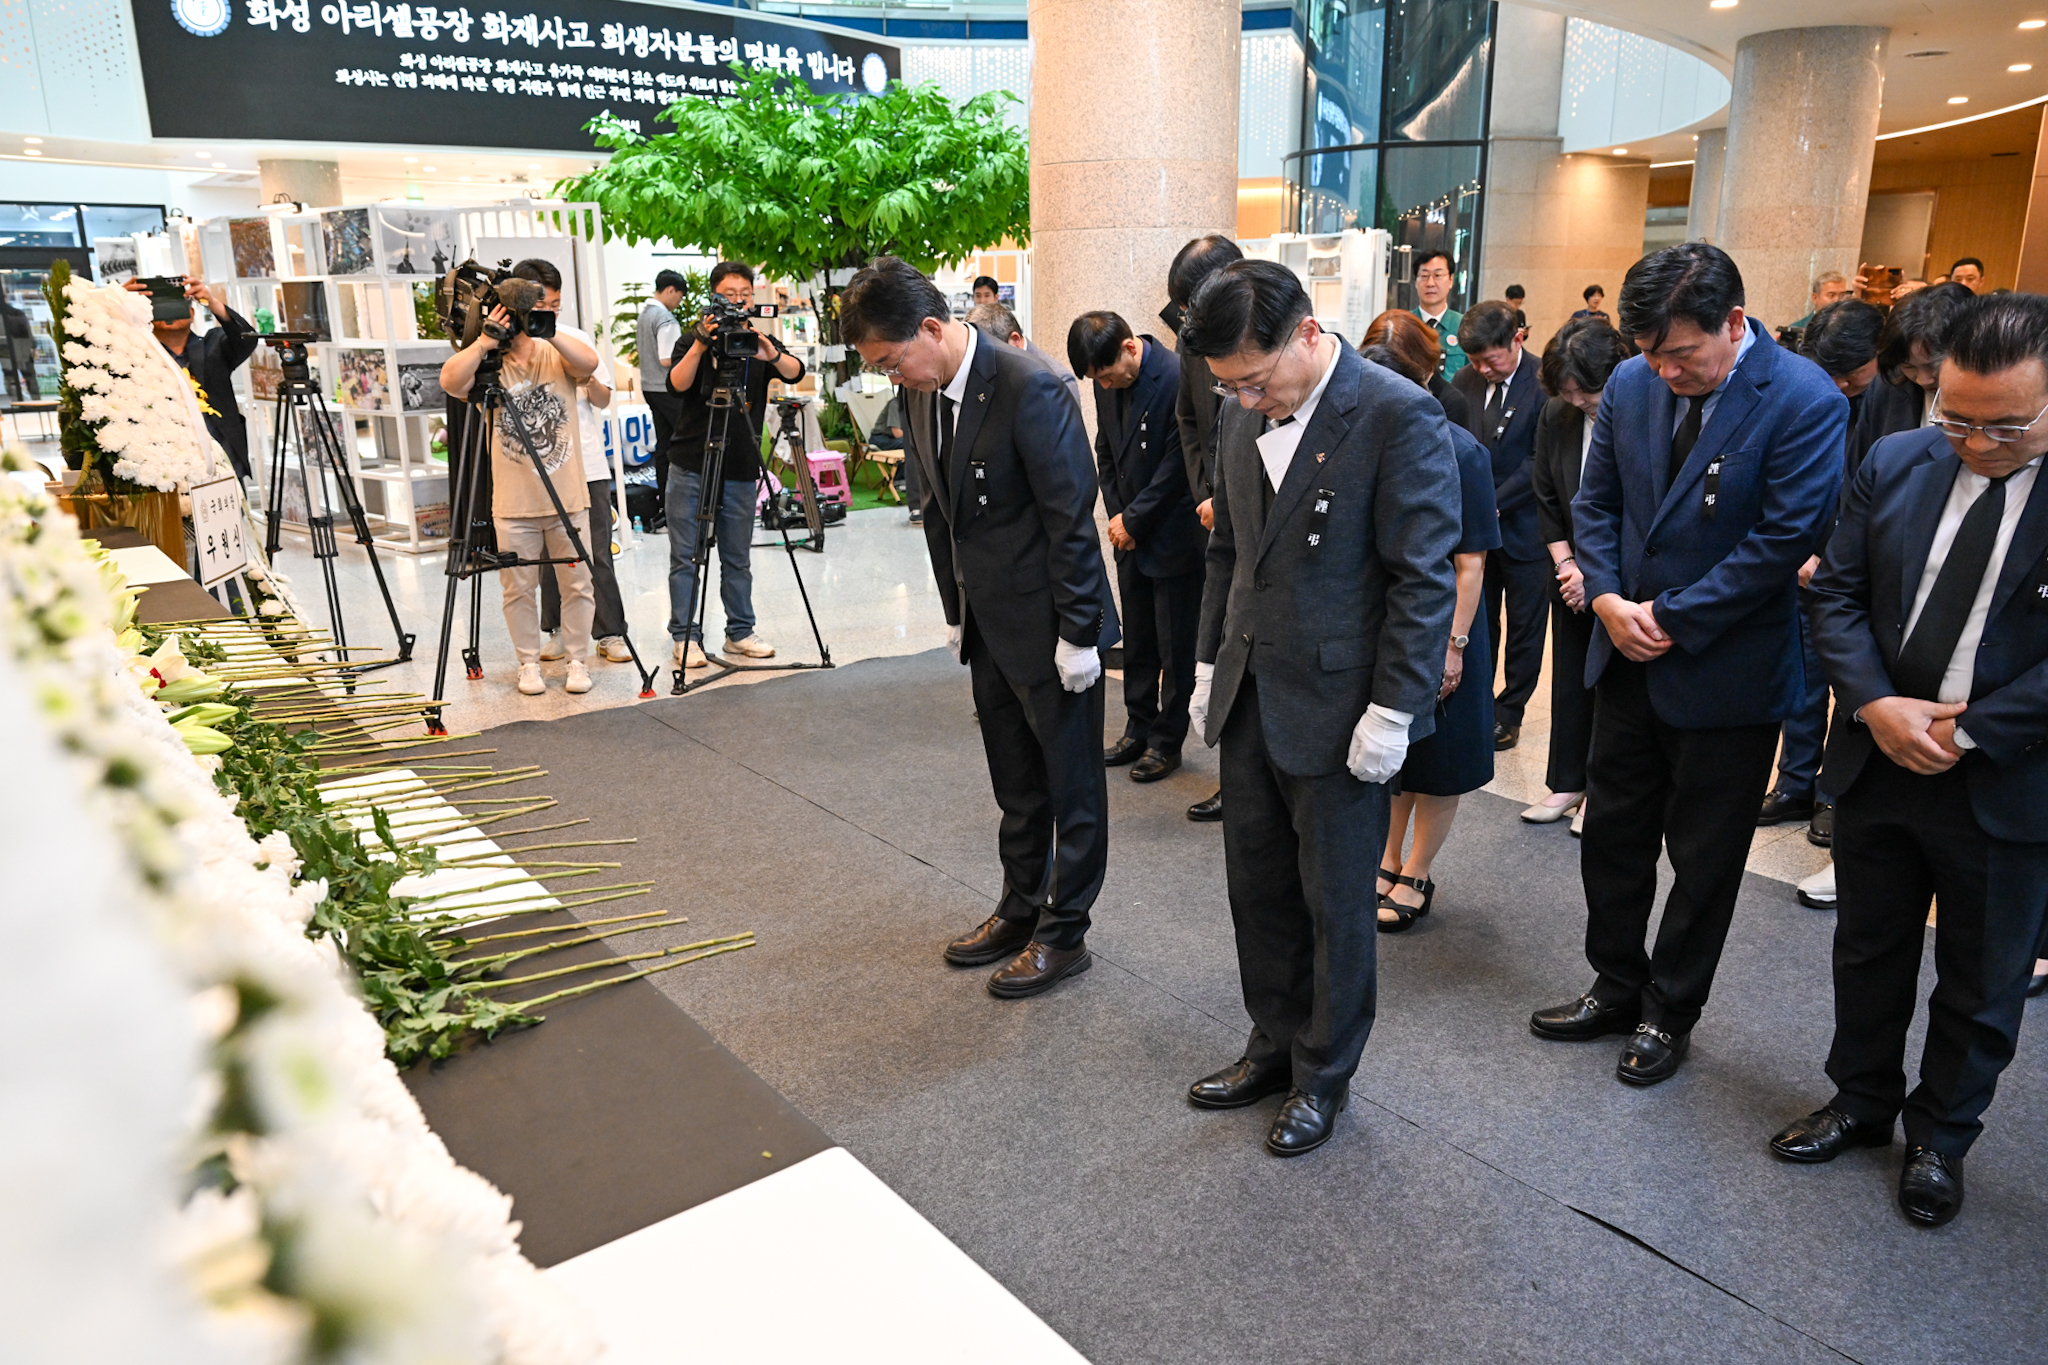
[968,620,1109,950]
[1115,560,1202,753]
[644,388,684,463]
[1220,675,1386,1097]
[1485,550,1550,726]
[1581,659,1781,1032]
[540,479,628,639]
[1826,755,2048,1157]
[1546,596,1597,793]
[1774,599,1833,800]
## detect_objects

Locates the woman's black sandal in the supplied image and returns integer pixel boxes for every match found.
[1376,872,1435,934]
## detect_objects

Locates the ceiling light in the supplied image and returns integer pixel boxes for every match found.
[2012,63,2036,72]
[422,165,437,172]
[1948,95,1969,104]
[23,136,42,144]
[403,155,418,163]
[194,150,211,158]
[1612,147,1628,155]
[1709,0,1737,8]
[212,162,226,169]
[24,149,41,156]
[2022,20,2047,30]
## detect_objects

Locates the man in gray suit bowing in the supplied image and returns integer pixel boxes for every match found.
[1179,260,1462,1155]
[840,256,1119,999]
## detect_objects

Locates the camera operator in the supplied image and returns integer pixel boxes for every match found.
[438,277,602,698]
[123,276,260,479]
[663,260,805,669]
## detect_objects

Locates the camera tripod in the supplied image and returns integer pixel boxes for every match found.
[424,350,660,734]
[671,368,833,696]
[260,375,415,678]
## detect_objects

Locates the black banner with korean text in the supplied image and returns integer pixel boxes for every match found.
[132,0,900,152]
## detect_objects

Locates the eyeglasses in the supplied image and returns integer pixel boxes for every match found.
[1929,393,2048,444]
[1209,352,1288,402]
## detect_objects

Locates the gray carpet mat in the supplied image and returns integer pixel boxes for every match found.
[472,650,2047,1365]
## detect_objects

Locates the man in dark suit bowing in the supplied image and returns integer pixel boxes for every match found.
[1453,300,1548,750]
[1529,242,1847,1084]
[1769,292,2048,1228]
[1179,259,1461,1156]
[1071,311,1205,783]
[839,256,1120,998]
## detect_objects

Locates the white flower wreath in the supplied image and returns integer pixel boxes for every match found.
[60,279,226,492]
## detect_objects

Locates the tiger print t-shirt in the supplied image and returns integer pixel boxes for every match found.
[489,341,590,519]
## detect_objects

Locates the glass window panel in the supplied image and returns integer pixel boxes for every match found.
[0,204,84,248]
[82,205,167,241]
[1383,0,1491,143]
[2,266,66,402]
[1298,149,1378,236]
[1379,144,1483,313]
[1302,0,1383,148]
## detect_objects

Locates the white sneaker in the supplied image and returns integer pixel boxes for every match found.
[724,633,775,659]
[1570,800,1586,838]
[539,630,566,660]
[564,660,592,694]
[599,636,633,663]
[516,663,546,695]
[681,640,710,669]
[1797,862,1836,910]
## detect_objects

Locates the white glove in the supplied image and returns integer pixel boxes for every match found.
[1346,705,1414,784]
[946,622,965,664]
[1189,661,1215,747]
[1054,638,1101,693]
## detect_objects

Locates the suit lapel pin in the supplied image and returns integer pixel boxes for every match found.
[1315,452,1326,464]
[977,391,989,403]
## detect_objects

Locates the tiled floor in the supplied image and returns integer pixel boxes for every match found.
[283,505,1832,888]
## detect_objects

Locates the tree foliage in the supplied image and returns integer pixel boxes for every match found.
[557,66,1030,279]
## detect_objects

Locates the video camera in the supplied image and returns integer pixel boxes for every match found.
[263,331,317,384]
[434,259,557,351]
[702,295,780,361]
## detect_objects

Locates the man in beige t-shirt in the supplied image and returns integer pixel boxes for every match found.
[441,290,600,697]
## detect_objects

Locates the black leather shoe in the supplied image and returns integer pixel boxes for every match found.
[1757,788,1816,826]
[1806,802,1833,848]
[1187,789,1223,822]
[1130,749,1181,783]
[1769,1106,1893,1163]
[2029,965,2048,999]
[1530,992,1640,1041]
[1264,1089,1347,1157]
[987,940,1092,998]
[1188,1058,1293,1110]
[1104,736,1145,766]
[1898,1148,1964,1226]
[942,912,1035,966]
[1493,722,1520,751]
[1616,1023,1690,1085]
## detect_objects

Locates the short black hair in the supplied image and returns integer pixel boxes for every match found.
[1949,257,1985,276]
[1583,284,1604,302]
[1167,234,1244,308]
[1413,249,1454,276]
[1539,317,1632,396]
[511,257,562,292]
[653,268,688,294]
[1178,259,1312,361]
[966,300,1022,346]
[707,260,755,291]
[839,255,949,346]
[1460,300,1523,354]
[1504,284,1525,301]
[1880,282,1974,382]
[972,275,1000,295]
[1617,242,1744,348]
[1799,300,1885,378]
[1943,292,2048,380]
[1067,311,1133,376]
[1359,341,1427,388]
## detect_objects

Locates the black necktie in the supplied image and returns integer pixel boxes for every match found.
[1892,473,2014,701]
[1424,316,1441,332]
[1483,384,1506,446]
[939,394,956,493]
[1667,396,1703,485]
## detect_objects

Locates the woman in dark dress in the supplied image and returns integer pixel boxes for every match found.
[1356,329,1500,932]
[1524,318,1633,834]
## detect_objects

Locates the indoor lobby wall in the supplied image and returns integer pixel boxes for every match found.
[1479,145,1651,349]
[1871,155,2032,292]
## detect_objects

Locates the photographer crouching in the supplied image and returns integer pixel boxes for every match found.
[664,261,805,669]
[439,277,603,698]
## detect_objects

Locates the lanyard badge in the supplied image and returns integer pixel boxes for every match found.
[1702,454,1723,519]
[1307,488,1335,549]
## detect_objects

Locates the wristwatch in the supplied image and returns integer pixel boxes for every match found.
[1450,633,1469,650]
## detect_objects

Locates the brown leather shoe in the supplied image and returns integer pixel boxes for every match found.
[943,912,1035,967]
[987,941,1092,998]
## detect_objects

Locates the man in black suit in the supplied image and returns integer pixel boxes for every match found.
[840,257,1119,999]
[127,276,261,479]
[1179,260,1461,1156]
[1072,312,1205,783]
[1453,300,1548,750]
[1770,293,2048,1227]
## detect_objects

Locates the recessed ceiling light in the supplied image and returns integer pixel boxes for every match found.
[2012,63,2036,72]
[422,165,437,172]
[2022,19,2047,30]
[194,150,211,158]
[1709,0,1737,8]
[1612,147,1629,155]
[212,162,226,169]
[403,156,418,163]
[23,136,42,144]
[25,148,41,156]
[1948,95,1969,104]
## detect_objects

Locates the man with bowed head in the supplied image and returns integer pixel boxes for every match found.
[1180,259,1460,1156]
[839,256,1119,1000]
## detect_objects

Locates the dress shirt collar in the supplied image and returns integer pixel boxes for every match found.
[940,320,978,424]
[1255,338,1341,490]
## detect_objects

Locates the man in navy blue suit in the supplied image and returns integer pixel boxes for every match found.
[1453,300,1548,750]
[1768,293,2048,1227]
[1529,243,1847,1085]
[1072,311,1205,783]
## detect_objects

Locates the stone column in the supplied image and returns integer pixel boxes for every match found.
[1715,27,1887,330]
[1688,128,1725,245]
[258,159,341,208]
[1026,0,1240,369]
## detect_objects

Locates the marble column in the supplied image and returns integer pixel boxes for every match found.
[1688,128,1725,246]
[1026,0,1240,373]
[258,159,341,208]
[1715,27,1887,330]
